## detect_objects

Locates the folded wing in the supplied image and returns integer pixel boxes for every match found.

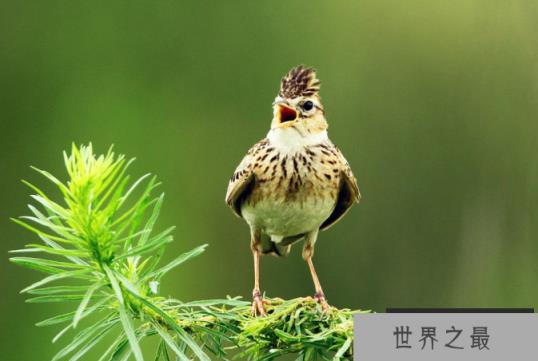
[225,140,267,217]
[320,146,361,230]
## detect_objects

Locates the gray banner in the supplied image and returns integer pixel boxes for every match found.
[354,313,538,360]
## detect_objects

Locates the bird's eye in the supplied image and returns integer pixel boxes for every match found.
[302,101,314,111]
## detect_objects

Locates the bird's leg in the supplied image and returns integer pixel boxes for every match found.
[251,250,267,316]
[303,235,329,311]
[251,232,267,316]
[306,255,329,310]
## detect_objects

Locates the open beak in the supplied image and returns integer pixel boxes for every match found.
[277,104,298,125]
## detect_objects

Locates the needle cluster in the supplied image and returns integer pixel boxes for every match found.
[232,297,366,360]
[10,144,367,361]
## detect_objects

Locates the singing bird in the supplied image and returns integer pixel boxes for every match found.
[225,65,361,315]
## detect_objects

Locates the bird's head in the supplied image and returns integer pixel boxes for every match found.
[270,65,327,134]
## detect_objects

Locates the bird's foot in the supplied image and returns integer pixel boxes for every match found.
[314,292,329,311]
[251,289,267,317]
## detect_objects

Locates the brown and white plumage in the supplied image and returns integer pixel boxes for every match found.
[225,138,360,233]
[225,65,360,314]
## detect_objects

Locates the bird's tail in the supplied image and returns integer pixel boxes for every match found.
[259,234,290,257]
[260,234,305,257]
[261,242,291,257]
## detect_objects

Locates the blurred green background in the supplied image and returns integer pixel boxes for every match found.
[1,1,537,359]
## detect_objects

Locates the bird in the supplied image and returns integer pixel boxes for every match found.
[225,65,361,316]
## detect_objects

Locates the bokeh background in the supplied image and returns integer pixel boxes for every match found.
[1,1,537,359]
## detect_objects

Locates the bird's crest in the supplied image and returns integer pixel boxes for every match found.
[279,65,320,98]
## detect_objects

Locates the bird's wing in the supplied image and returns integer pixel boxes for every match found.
[225,139,267,217]
[320,146,361,230]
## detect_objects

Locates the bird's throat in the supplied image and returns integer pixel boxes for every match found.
[267,128,329,155]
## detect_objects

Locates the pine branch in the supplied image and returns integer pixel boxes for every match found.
[10,143,367,361]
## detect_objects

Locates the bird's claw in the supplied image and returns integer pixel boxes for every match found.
[251,289,267,317]
[314,292,330,311]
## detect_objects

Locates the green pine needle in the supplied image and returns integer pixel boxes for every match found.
[10,143,368,361]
